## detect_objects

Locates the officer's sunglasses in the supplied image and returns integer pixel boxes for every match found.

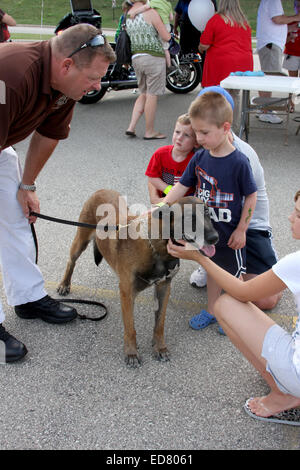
[68,34,105,58]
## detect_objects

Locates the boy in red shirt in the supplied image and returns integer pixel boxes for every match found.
[145,113,197,204]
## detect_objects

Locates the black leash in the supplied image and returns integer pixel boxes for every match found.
[30,211,119,231]
[29,211,112,322]
[59,298,108,322]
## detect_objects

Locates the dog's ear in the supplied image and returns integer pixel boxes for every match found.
[152,203,170,219]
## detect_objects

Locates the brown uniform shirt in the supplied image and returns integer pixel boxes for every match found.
[0,40,76,150]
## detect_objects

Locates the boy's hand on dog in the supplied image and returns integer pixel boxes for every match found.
[17,188,40,224]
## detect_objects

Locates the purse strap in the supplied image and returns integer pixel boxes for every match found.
[122,12,127,30]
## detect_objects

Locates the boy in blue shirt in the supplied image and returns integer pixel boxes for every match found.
[162,92,257,333]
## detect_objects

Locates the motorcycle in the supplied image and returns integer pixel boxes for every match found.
[55,8,202,105]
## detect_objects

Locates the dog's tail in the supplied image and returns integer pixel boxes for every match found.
[93,240,103,266]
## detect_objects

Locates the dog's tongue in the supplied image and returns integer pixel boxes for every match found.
[200,244,216,257]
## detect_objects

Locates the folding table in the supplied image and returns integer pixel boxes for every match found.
[220,74,300,143]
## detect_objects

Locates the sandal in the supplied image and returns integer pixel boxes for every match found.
[125,130,136,137]
[189,310,216,330]
[143,133,166,140]
[218,324,226,335]
[244,398,300,426]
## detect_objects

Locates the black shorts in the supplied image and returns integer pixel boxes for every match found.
[246,229,278,275]
[211,246,246,277]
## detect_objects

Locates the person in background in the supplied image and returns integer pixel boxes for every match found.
[174,0,217,57]
[125,0,171,139]
[167,190,300,426]
[282,0,300,112]
[115,0,132,41]
[146,113,197,204]
[256,0,300,123]
[198,0,253,132]
[0,8,16,42]
[129,0,174,69]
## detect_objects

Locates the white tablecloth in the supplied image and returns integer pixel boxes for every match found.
[220,75,300,94]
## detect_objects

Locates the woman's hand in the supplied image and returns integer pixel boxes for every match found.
[198,43,210,53]
[167,239,204,263]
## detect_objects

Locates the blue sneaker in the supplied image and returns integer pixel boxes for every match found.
[189,310,217,330]
[218,324,226,335]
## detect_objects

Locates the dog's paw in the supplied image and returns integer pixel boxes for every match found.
[125,354,142,368]
[57,283,70,296]
[153,347,170,363]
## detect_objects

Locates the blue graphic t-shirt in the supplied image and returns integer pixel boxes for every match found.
[180,148,257,247]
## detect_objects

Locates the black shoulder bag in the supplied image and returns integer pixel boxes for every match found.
[115,13,132,65]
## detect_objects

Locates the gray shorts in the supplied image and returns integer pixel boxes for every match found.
[262,324,300,397]
[283,54,300,71]
[132,55,166,95]
[258,44,283,73]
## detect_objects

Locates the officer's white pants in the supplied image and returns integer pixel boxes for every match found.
[0,147,46,323]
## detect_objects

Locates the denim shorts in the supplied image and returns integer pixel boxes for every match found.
[262,324,300,397]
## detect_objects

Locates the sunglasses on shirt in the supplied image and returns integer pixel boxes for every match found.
[68,34,105,58]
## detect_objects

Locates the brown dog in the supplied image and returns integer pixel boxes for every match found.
[57,189,218,367]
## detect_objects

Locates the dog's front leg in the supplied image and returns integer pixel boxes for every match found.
[119,280,141,368]
[153,280,171,362]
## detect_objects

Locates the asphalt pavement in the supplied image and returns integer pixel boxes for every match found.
[9,24,114,37]
[9,24,56,34]
[1,37,300,452]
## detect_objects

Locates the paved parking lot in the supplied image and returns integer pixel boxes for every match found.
[1,61,300,451]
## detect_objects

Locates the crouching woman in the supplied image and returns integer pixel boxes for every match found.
[167,190,300,426]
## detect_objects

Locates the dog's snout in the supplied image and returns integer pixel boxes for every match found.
[206,230,219,245]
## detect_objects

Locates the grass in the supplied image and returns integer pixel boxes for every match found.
[10,32,54,40]
[2,0,295,35]
[1,0,125,29]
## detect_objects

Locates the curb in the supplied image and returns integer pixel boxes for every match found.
[9,25,116,34]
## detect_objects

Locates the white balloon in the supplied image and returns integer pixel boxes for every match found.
[188,0,215,32]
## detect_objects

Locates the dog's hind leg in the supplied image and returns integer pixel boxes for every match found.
[119,279,141,368]
[152,280,171,362]
[93,240,103,266]
[57,227,95,295]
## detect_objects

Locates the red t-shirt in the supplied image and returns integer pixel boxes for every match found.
[200,13,253,87]
[145,145,195,197]
[284,22,300,57]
